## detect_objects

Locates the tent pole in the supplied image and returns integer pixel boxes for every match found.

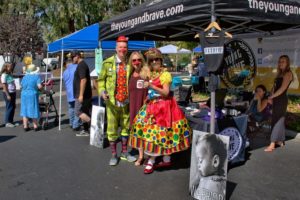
[210,0,216,134]
[45,51,49,90]
[58,49,64,131]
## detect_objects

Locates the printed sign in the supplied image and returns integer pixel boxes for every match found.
[218,127,243,161]
[221,39,256,87]
[204,47,224,55]
[244,34,300,94]
[90,105,105,149]
[190,130,229,200]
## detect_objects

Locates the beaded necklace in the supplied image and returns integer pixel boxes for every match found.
[150,70,162,80]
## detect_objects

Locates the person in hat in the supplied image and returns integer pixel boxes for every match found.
[72,51,92,136]
[129,48,192,174]
[63,54,81,131]
[98,35,137,166]
[20,64,42,131]
[22,55,32,74]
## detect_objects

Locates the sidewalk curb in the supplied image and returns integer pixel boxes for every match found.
[286,130,300,139]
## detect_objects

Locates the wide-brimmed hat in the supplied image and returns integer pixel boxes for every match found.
[26,64,40,74]
[145,48,163,60]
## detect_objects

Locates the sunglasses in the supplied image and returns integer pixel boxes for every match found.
[132,58,142,63]
[149,58,161,62]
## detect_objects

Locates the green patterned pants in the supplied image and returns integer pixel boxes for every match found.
[106,102,129,142]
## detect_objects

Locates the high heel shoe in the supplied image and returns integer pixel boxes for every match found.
[276,141,285,147]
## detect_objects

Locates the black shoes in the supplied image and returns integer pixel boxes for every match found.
[23,127,40,132]
[24,127,30,132]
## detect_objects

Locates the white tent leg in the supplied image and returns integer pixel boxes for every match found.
[176,54,178,72]
[45,52,49,90]
[58,50,64,131]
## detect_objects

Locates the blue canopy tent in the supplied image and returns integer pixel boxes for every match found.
[193,46,202,53]
[47,23,155,130]
[48,23,155,52]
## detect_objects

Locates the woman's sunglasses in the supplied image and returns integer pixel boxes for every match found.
[132,58,142,63]
[149,58,161,62]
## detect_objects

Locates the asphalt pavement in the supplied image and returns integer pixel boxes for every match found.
[0,85,300,200]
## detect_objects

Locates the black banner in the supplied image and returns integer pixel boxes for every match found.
[100,0,300,41]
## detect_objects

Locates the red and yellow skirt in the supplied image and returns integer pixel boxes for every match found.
[129,97,191,156]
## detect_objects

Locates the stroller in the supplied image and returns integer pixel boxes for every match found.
[39,79,59,130]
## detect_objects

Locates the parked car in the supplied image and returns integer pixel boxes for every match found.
[41,58,58,71]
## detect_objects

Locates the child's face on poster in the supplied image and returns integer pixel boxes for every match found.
[196,143,215,177]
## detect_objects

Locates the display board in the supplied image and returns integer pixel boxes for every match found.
[190,130,229,200]
[243,33,300,94]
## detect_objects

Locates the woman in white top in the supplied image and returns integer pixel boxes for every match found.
[1,62,18,127]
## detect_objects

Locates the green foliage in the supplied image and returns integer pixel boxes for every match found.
[0,0,150,43]
[289,95,300,105]
[0,0,109,42]
[287,122,300,132]
[0,14,43,62]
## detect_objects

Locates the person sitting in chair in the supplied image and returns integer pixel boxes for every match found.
[247,84,271,132]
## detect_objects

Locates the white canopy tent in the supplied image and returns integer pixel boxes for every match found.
[158,44,192,71]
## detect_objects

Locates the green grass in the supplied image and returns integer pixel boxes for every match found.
[192,92,210,102]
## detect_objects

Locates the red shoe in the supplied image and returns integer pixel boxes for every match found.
[144,163,154,174]
[154,161,172,169]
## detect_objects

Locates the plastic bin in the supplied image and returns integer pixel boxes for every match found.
[191,76,199,85]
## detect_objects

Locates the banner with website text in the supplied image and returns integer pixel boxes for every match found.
[100,0,300,41]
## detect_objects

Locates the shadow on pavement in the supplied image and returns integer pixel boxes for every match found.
[154,148,191,172]
[249,128,296,151]
[228,150,252,171]
[226,181,237,200]
[0,135,16,143]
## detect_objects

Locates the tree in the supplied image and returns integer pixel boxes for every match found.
[0,0,109,42]
[0,14,44,63]
[37,0,109,41]
[0,0,146,43]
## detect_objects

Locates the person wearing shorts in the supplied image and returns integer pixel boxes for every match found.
[72,51,92,136]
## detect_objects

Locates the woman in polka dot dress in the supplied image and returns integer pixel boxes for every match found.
[129,48,192,174]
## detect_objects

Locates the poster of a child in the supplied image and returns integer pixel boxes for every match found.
[190,131,229,200]
[90,105,105,148]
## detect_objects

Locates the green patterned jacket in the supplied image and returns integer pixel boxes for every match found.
[97,55,131,105]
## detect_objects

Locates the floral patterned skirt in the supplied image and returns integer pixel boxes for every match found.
[129,97,191,156]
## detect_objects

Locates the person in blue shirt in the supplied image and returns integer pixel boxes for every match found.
[63,57,81,131]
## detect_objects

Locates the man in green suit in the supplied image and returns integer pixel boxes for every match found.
[98,36,136,166]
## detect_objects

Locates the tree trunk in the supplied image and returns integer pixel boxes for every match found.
[68,19,75,33]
